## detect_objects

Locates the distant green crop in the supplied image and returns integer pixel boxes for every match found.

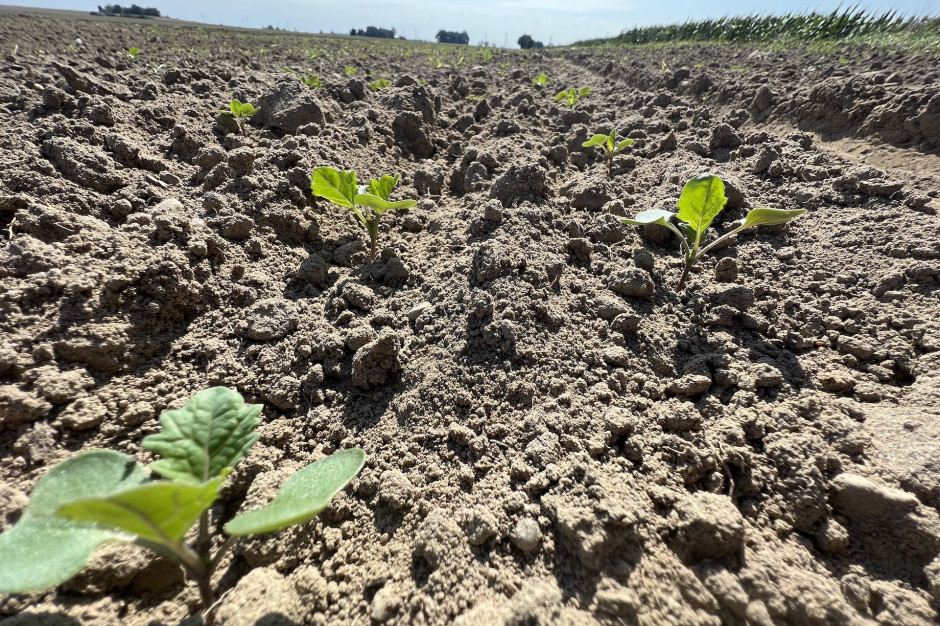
[554,86,591,108]
[312,167,417,262]
[344,65,358,75]
[368,78,392,90]
[120,46,141,59]
[218,98,260,134]
[284,66,323,88]
[0,387,365,626]
[582,129,634,178]
[532,73,549,88]
[621,174,806,291]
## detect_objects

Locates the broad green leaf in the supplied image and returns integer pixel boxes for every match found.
[229,99,241,116]
[238,103,259,116]
[142,387,261,484]
[676,174,727,236]
[312,167,358,209]
[620,208,676,227]
[0,451,147,593]
[578,87,591,96]
[57,477,224,544]
[615,139,634,153]
[740,207,807,229]
[367,174,401,201]
[355,193,416,216]
[582,134,609,148]
[553,90,568,101]
[225,449,366,536]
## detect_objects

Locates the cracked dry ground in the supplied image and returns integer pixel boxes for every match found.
[1,11,940,626]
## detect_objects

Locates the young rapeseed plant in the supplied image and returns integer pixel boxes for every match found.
[621,174,806,291]
[0,387,365,626]
[312,167,417,262]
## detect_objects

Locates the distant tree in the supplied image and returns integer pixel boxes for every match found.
[98,4,160,17]
[517,34,543,49]
[351,26,396,39]
[436,30,469,45]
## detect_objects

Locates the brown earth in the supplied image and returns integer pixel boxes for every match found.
[1,9,940,626]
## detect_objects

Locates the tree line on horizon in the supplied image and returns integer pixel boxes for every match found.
[96,4,161,17]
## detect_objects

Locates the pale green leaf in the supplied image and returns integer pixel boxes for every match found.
[229,99,241,116]
[620,209,676,227]
[312,167,358,209]
[676,174,727,236]
[355,193,416,216]
[0,451,146,593]
[582,134,609,148]
[225,449,366,536]
[142,387,261,484]
[238,103,259,116]
[578,87,591,96]
[57,477,224,544]
[615,139,634,153]
[366,174,401,201]
[740,207,807,229]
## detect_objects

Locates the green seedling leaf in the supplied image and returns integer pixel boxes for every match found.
[225,449,366,536]
[578,86,592,96]
[57,476,225,544]
[142,387,261,484]
[312,167,358,209]
[676,174,727,236]
[368,78,391,90]
[0,451,147,593]
[739,207,807,229]
[615,139,635,153]
[620,208,676,227]
[354,193,417,216]
[582,134,609,148]
[237,102,259,116]
[366,173,400,201]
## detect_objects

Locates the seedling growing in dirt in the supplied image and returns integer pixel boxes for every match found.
[621,174,806,291]
[554,86,591,108]
[344,65,358,75]
[582,129,634,178]
[284,66,323,88]
[312,167,417,262]
[368,78,392,90]
[0,387,365,626]
[218,99,260,135]
[120,46,141,59]
[532,73,549,88]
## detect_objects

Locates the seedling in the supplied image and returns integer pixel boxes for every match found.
[344,65,358,75]
[284,66,323,88]
[532,73,549,88]
[621,174,806,291]
[120,46,141,59]
[312,167,417,262]
[582,129,634,178]
[218,99,260,134]
[482,49,493,63]
[368,78,392,90]
[554,86,591,108]
[0,387,365,626]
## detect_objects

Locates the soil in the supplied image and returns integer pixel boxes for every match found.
[1,9,940,626]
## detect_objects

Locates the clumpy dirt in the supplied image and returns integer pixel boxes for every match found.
[1,9,940,626]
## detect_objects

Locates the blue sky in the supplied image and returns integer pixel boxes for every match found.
[14,1,940,45]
